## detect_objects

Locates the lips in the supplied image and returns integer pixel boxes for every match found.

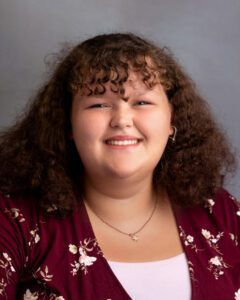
[104,135,143,146]
[106,140,138,146]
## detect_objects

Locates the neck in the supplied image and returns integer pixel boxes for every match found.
[83,174,164,225]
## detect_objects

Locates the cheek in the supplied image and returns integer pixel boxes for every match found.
[143,111,172,138]
[71,114,107,144]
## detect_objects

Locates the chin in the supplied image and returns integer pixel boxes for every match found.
[106,167,140,179]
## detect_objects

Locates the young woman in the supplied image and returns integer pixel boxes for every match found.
[0,33,239,300]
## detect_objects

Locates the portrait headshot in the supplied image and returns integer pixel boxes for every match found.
[0,1,239,299]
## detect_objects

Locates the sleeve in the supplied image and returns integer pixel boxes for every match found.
[215,188,240,246]
[0,193,29,299]
[224,189,240,239]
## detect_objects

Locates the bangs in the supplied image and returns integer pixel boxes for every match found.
[69,45,159,97]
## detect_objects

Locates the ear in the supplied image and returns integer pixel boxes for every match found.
[169,125,174,136]
[169,126,177,142]
[169,105,174,135]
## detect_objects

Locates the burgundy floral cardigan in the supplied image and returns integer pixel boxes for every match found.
[0,188,240,300]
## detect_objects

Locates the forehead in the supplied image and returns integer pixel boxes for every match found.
[79,70,162,100]
[77,78,166,107]
[83,65,161,96]
[70,55,161,95]
[120,72,160,99]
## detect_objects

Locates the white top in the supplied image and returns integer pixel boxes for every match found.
[108,253,191,300]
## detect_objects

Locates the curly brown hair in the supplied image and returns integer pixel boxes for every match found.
[0,33,236,213]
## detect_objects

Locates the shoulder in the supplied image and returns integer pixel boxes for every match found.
[176,188,240,238]
[0,191,42,247]
[211,188,239,210]
[206,188,240,233]
[0,192,41,293]
[0,192,39,223]
[201,188,240,240]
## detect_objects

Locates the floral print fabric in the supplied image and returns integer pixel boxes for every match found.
[0,188,239,299]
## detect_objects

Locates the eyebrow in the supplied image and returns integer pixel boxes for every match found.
[121,89,155,101]
[80,88,154,102]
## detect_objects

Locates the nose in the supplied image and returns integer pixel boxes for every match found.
[110,105,133,129]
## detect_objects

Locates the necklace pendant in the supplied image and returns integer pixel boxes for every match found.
[129,233,139,241]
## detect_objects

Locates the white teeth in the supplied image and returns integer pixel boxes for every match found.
[106,140,138,146]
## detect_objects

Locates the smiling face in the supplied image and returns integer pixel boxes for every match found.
[71,71,173,182]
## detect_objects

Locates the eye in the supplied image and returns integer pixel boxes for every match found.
[88,103,110,109]
[134,100,151,106]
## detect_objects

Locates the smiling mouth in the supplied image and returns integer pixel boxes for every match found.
[106,139,139,146]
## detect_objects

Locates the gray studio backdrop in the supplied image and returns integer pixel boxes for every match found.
[0,0,239,197]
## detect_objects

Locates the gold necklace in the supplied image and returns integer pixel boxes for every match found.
[86,199,158,242]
